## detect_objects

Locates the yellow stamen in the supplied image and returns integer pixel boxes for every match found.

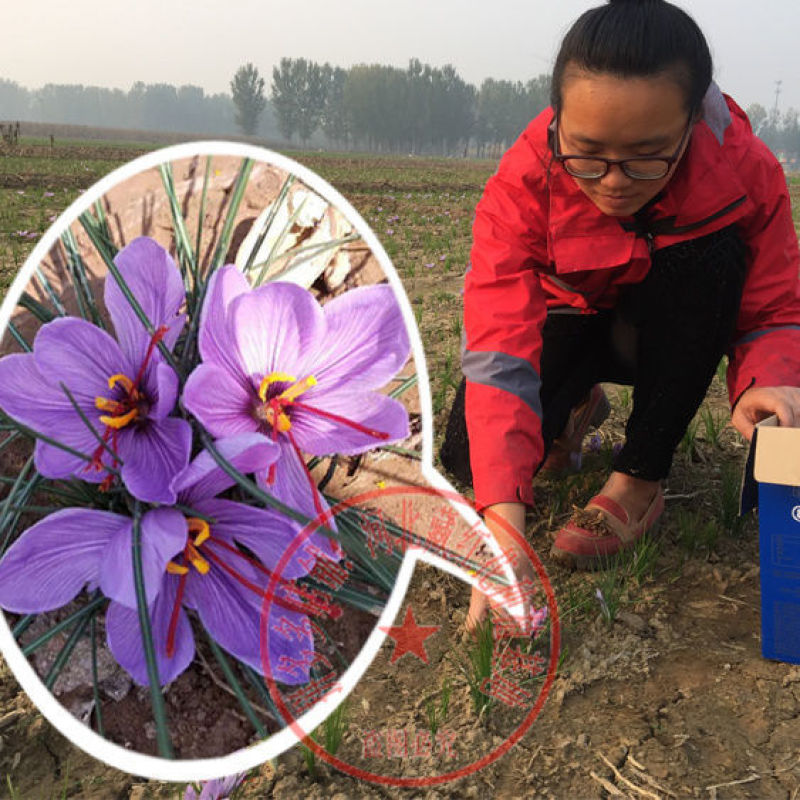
[189,555,210,574]
[279,375,317,403]
[99,408,138,429]
[265,406,292,432]
[108,373,135,394]
[95,397,124,413]
[186,541,210,575]
[258,372,297,402]
[166,562,189,575]
[187,518,211,547]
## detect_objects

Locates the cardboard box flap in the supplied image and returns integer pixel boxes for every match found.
[753,415,800,486]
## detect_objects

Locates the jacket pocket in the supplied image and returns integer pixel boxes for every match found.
[551,233,637,275]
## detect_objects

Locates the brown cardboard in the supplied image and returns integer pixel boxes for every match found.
[753,415,800,486]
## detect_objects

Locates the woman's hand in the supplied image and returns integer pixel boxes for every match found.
[731,385,800,441]
[465,501,536,635]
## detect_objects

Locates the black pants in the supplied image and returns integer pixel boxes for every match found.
[440,225,747,487]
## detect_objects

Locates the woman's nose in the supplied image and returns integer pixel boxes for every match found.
[599,163,635,190]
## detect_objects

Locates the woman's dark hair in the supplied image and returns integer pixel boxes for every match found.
[551,0,713,116]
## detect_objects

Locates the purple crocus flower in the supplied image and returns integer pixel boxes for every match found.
[529,605,548,638]
[0,237,190,505]
[0,435,327,685]
[183,266,411,526]
[184,773,247,800]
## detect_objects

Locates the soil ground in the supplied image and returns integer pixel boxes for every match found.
[0,143,799,799]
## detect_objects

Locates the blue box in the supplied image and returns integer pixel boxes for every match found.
[742,416,800,664]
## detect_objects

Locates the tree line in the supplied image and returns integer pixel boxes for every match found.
[1,61,551,156]
[3,67,798,162]
[0,78,280,138]
[257,57,551,155]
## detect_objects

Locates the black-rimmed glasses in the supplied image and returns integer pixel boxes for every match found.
[552,116,693,180]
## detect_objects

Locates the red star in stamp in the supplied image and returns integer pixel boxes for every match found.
[379,604,440,665]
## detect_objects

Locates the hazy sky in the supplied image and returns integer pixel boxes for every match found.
[2,0,798,113]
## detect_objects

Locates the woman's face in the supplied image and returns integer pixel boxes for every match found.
[558,67,693,217]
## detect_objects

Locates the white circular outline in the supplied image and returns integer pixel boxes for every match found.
[791,505,800,523]
[0,141,507,782]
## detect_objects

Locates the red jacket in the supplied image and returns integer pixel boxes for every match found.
[464,86,800,511]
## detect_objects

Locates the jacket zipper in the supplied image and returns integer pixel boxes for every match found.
[626,194,748,252]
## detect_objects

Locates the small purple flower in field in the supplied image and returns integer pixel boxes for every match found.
[48,214,57,222]
[588,432,602,452]
[0,435,328,685]
[405,193,412,199]
[43,191,55,198]
[376,206,383,212]
[529,605,548,637]
[184,773,247,800]
[595,588,610,619]
[386,229,394,236]
[612,442,624,456]
[16,190,24,195]
[439,255,446,261]
[15,230,28,237]
[0,237,190,504]
[424,262,435,269]
[184,267,411,527]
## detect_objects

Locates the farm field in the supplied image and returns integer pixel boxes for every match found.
[1,138,800,799]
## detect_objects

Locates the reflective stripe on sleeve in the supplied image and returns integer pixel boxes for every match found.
[732,325,800,347]
[462,349,543,419]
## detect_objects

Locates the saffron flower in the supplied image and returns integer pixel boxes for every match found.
[529,605,548,638]
[183,267,411,524]
[184,773,247,800]
[0,238,190,504]
[0,435,329,685]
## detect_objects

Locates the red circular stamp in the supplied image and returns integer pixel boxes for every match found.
[257,485,560,787]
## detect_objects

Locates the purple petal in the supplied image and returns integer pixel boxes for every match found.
[0,353,84,434]
[182,363,259,439]
[32,318,131,405]
[194,499,311,579]
[0,355,110,482]
[0,509,127,613]
[106,237,186,366]
[262,605,315,685]
[196,774,247,800]
[34,433,108,485]
[230,282,326,383]
[0,332,129,483]
[105,579,194,686]
[198,265,250,381]
[100,508,187,608]
[292,391,409,456]
[149,362,180,420]
[258,439,337,535]
[118,417,192,504]
[183,557,269,674]
[173,433,278,505]
[305,284,410,393]
[182,549,315,684]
